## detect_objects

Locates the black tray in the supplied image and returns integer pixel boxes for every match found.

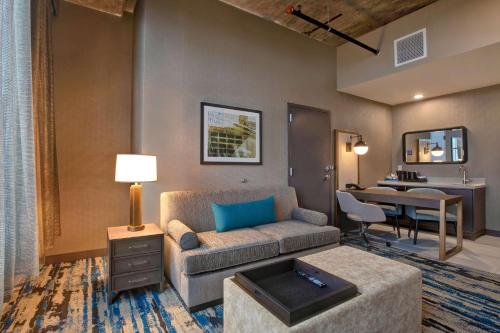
[234,259,358,326]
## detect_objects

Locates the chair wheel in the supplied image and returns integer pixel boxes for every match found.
[386,241,391,247]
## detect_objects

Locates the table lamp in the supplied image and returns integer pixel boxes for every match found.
[115,154,157,231]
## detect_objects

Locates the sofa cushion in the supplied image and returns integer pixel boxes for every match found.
[212,196,276,232]
[253,220,340,254]
[292,207,328,226]
[166,219,199,250]
[181,228,279,275]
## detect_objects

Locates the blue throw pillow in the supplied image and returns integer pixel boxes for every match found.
[212,196,276,232]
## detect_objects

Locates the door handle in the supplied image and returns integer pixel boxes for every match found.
[323,174,331,181]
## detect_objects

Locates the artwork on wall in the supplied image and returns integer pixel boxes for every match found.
[201,102,262,165]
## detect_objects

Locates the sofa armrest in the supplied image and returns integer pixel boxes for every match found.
[292,207,328,226]
[165,219,199,250]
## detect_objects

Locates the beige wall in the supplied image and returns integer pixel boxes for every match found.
[49,2,133,255]
[392,84,500,231]
[336,0,500,105]
[337,0,500,90]
[134,0,392,224]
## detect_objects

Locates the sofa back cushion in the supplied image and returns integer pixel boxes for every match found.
[212,196,276,232]
[161,186,298,233]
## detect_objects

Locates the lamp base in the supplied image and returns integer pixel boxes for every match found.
[128,183,144,232]
[127,224,145,232]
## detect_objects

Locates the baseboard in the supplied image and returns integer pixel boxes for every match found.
[44,248,107,265]
[485,229,500,237]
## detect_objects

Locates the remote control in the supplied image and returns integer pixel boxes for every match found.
[295,269,327,288]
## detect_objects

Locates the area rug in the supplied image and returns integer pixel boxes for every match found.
[0,257,222,332]
[1,242,499,332]
[344,237,500,333]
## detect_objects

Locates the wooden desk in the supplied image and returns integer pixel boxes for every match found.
[347,188,463,260]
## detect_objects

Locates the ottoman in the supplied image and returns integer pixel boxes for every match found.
[224,246,422,333]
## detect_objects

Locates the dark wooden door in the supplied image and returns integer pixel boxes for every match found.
[288,103,332,221]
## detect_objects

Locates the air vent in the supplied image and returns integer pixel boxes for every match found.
[394,28,427,67]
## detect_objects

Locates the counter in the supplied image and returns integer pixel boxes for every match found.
[377,177,486,190]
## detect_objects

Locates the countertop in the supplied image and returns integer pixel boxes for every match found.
[377,177,486,190]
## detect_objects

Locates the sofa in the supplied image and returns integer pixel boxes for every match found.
[160,186,340,310]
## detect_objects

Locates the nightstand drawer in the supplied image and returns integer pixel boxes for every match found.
[112,252,161,275]
[113,237,161,257]
[113,269,161,291]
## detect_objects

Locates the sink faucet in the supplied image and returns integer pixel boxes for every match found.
[458,166,468,184]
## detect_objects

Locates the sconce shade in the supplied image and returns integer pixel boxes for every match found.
[115,154,157,183]
[353,139,369,155]
[431,144,444,157]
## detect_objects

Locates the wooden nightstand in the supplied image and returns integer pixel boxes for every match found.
[107,224,164,304]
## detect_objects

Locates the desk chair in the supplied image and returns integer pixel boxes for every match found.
[405,188,458,245]
[336,190,386,244]
[366,187,402,238]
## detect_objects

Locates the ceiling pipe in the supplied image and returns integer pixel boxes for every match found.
[304,13,342,35]
[286,5,379,55]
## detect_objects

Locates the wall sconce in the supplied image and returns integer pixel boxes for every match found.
[346,135,369,155]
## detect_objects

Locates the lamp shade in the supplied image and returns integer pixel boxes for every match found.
[115,154,157,183]
[353,139,369,155]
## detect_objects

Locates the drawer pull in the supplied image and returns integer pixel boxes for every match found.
[128,277,149,284]
[128,244,150,250]
[128,260,149,267]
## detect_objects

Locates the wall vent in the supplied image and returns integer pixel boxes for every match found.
[394,28,427,67]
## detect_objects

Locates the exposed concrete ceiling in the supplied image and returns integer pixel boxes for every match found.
[63,0,136,17]
[219,0,438,46]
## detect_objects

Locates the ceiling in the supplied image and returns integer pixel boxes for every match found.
[219,0,438,46]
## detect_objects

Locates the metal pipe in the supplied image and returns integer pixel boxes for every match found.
[304,13,342,35]
[286,5,379,55]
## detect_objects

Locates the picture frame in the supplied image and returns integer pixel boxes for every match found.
[201,102,262,165]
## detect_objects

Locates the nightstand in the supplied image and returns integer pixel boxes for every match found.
[107,223,164,304]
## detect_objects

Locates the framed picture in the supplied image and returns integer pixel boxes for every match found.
[201,102,262,165]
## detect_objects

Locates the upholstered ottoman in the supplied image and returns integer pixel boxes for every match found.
[224,246,422,333]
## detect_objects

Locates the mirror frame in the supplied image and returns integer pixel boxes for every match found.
[402,126,468,165]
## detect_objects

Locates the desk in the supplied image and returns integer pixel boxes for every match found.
[347,188,463,260]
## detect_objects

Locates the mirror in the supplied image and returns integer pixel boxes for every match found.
[402,126,468,164]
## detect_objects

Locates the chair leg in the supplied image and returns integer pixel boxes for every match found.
[407,218,412,238]
[361,230,370,245]
[360,223,370,245]
[395,216,401,238]
[453,221,457,236]
[392,216,396,231]
[413,219,419,245]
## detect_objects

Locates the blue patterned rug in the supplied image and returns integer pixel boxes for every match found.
[1,241,499,332]
[344,237,500,333]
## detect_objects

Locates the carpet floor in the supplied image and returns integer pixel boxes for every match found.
[1,240,499,332]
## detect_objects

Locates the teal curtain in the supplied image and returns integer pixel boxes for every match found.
[0,0,39,306]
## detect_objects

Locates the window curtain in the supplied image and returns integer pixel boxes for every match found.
[0,0,39,306]
[31,0,60,254]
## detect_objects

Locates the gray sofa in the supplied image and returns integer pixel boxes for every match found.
[160,186,340,310]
